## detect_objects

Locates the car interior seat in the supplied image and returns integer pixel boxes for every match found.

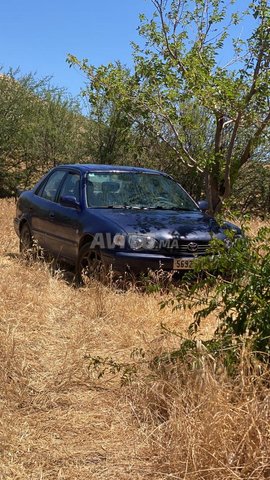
[101,181,121,206]
[60,175,80,202]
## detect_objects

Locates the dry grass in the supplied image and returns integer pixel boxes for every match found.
[126,354,270,480]
[0,198,269,479]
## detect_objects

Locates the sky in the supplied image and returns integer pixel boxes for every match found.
[0,0,155,97]
[0,0,253,100]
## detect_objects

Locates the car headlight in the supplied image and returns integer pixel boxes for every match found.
[128,234,157,251]
[113,234,126,247]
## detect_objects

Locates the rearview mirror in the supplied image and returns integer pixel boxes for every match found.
[60,195,81,210]
[198,200,208,212]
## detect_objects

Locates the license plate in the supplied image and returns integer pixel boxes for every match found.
[173,258,194,270]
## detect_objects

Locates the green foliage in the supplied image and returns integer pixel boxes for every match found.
[167,227,270,358]
[231,161,270,215]
[0,69,87,196]
[0,66,204,199]
[84,353,139,385]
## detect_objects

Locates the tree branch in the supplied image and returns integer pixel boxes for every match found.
[240,110,270,168]
[223,113,242,198]
[151,0,187,75]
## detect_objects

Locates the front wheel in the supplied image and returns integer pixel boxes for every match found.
[76,244,106,284]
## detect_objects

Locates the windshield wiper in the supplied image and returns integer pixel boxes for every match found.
[169,207,196,211]
[96,205,196,211]
[148,206,196,211]
[105,205,149,210]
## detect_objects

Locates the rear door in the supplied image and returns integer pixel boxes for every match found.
[31,169,67,250]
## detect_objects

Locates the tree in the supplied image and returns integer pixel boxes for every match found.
[83,98,136,165]
[0,69,87,195]
[68,0,270,213]
[231,160,270,215]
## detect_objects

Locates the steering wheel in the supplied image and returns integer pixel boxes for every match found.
[154,196,177,207]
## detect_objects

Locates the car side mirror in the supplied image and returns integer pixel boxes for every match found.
[60,195,81,210]
[198,200,209,212]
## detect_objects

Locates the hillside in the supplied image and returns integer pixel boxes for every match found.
[0,199,269,479]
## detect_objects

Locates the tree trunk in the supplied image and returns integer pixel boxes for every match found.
[205,165,222,215]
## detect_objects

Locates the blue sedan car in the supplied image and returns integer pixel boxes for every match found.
[14,164,241,278]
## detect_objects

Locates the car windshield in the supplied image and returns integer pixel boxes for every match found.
[86,172,198,211]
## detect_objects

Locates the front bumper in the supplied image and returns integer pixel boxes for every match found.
[101,250,192,274]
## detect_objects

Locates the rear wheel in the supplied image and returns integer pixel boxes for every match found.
[19,223,33,257]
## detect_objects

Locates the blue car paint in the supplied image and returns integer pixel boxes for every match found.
[14,164,241,273]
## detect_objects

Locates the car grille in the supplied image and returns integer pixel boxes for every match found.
[162,241,210,257]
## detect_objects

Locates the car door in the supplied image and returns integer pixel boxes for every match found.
[51,171,82,261]
[32,170,83,261]
[31,169,67,250]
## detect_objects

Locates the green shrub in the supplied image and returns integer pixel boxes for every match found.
[166,227,270,360]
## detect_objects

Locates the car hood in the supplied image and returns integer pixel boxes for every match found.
[95,208,224,241]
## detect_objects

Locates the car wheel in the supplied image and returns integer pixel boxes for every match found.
[19,223,33,257]
[76,244,105,284]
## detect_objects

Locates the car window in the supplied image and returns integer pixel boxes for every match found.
[86,172,198,211]
[58,172,81,203]
[39,170,66,202]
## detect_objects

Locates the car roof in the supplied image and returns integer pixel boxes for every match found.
[56,163,166,175]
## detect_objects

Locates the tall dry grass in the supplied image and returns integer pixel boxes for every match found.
[125,352,270,480]
[0,198,269,479]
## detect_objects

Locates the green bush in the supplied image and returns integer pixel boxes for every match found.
[166,227,270,361]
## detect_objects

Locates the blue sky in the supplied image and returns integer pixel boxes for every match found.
[0,0,154,97]
[0,0,253,99]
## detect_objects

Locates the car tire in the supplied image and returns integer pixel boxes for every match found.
[19,223,33,257]
[76,244,105,284]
